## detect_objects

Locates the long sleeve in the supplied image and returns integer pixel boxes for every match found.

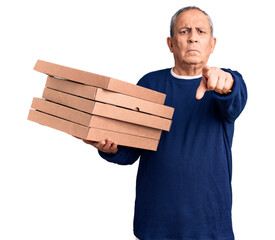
[98,146,141,165]
[212,68,248,123]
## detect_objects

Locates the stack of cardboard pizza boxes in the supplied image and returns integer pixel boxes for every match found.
[27,60,174,151]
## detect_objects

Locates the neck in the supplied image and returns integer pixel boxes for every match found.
[173,62,204,76]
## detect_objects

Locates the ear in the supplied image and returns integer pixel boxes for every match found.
[167,37,174,53]
[210,37,216,53]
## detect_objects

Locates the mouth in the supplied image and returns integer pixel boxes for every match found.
[187,49,199,53]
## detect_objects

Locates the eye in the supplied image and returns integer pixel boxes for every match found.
[198,29,205,34]
[180,29,189,34]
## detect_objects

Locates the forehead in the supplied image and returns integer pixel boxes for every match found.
[175,9,210,29]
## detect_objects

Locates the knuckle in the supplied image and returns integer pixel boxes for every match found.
[110,143,115,148]
[215,85,223,91]
[103,144,110,149]
[213,67,219,72]
[208,83,216,90]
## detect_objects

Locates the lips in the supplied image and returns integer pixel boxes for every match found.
[187,49,199,52]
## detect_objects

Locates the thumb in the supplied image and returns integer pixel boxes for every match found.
[196,76,208,100]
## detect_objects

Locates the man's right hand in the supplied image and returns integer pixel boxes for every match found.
[82,138,118,154]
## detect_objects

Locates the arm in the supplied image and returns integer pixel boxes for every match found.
[82,138,141,165]
[212,68,247,122]
[196,66,248,122]
[98,145,141,165]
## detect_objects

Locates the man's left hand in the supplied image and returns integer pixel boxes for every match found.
[196,66,234,100]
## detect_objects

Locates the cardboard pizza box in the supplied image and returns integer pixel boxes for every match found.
[45,76,174,119]
[31,98,162,140]
[28,109,159,151]
[34,60,166,104]
[42,88,172,131]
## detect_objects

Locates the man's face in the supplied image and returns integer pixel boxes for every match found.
[167,9,216,68]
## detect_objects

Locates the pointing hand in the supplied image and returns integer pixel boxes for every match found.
[196,66,234,100]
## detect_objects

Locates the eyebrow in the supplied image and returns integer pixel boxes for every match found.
[180,26,207,29]
[179,26,208,33]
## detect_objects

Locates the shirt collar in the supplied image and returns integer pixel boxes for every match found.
[170,68,202,80]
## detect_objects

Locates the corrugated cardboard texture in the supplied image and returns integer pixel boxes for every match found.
[42,87,96,113]
[28,109,89,139]
[34,60,166,104]
[46,76,97,100]
[31,98,162,139]
[95,88,174,119]
[31,97,92,126]
[89,115,162,140]
[28,109,159,150]
[87,128,158,151]
[46,76,174,119]
[92,102,172,131]
[42,88,172,131]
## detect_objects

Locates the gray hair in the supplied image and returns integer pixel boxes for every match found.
[170,6,214,38]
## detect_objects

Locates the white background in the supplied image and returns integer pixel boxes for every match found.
[0,0,274,239]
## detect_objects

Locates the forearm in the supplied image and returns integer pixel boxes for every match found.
[98,145,141,165]
[213,69,248,122]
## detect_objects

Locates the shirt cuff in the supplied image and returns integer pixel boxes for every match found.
[211,68,241,101]
[98,149,118,161]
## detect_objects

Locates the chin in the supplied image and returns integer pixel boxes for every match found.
[182,56,202,65]
[184,60,202,65]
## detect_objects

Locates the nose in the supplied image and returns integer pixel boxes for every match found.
[188,38,198,43]
[188,31,198,43]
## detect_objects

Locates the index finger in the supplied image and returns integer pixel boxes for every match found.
[202,65,211,77]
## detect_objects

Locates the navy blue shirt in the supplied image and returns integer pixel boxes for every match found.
[99,68,247,240]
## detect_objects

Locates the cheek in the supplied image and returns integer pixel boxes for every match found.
[174,40,186,53]
[202,42,214,55]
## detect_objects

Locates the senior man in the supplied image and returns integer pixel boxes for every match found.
[83,6,247,240]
